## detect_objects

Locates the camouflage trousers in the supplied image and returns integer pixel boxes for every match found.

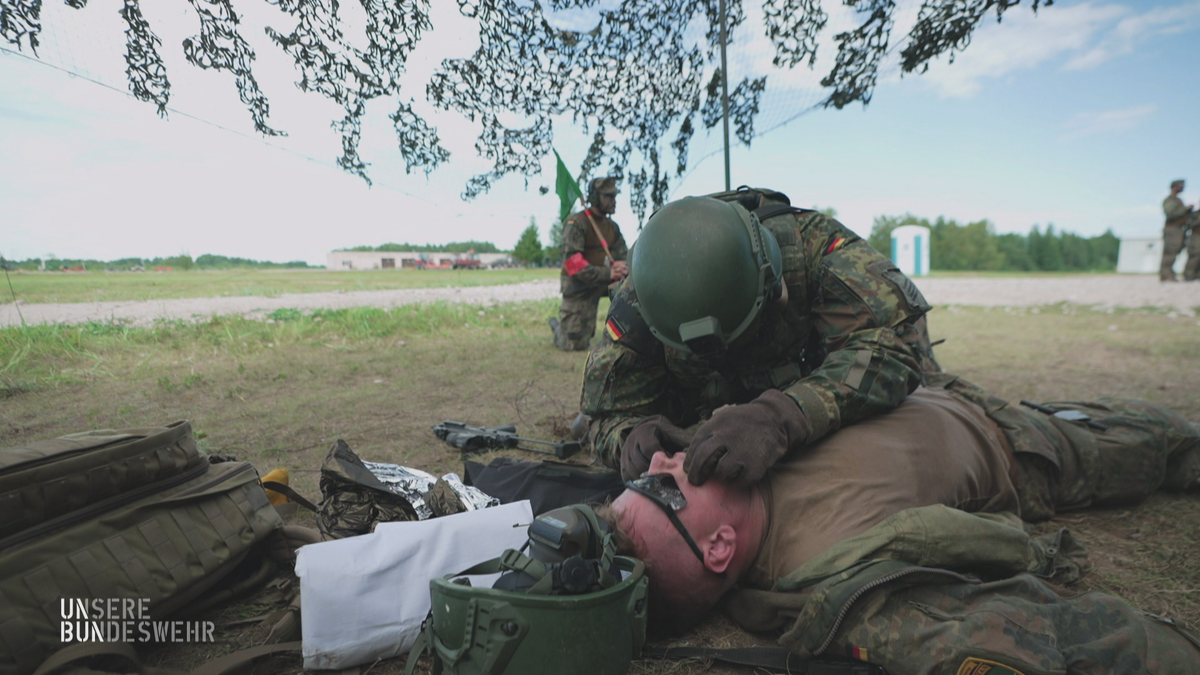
[931,374,1200,522]
[1000,397,1200,522]
[553,288,605,351]
[823,570,1200,675]
[1185,218,1200,281]
[1162,222,1186,281]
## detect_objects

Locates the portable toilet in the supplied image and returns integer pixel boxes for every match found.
[891,225,931,277]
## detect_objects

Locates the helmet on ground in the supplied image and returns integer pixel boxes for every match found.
[588,176,619,207]
[409,505,648,675]
[630,196,783,355]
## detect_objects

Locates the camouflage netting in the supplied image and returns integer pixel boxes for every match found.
[0,0,1050,220]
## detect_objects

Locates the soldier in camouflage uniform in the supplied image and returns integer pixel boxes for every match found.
[550,177,629,351]
[1161,179,1195,282]
[581,188,940,481]
[601,373,1200,673]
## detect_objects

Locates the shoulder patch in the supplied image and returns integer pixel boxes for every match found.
[956,657,1026,675]
[605,287,657,355]
[868,258,931,313]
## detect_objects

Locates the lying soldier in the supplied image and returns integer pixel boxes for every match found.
[597,373,1200,674]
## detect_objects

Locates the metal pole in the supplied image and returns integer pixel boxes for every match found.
[719,0,731,191]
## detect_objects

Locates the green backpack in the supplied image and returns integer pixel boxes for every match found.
[0,422,283,675]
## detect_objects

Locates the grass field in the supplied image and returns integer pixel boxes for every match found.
[2,290,1199,674]
[1,267,560,304]
[0,267,1121,306]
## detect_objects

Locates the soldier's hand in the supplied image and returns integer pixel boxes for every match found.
[684,389,809,486]
[620,415,693,481]
[610,260,629,283]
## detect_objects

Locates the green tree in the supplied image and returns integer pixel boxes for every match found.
[543,216,564,265]
[513,220,544,266]
[996,234,1034,271]
[930,217,1004,271]
[1029,225,1064,271]
[1090,230,1120,271]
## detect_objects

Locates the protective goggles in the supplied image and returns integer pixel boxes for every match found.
[624,474,726,579]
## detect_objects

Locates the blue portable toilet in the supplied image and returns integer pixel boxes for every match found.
[891,225,931,277]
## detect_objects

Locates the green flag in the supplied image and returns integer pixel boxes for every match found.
[554,149,584,223]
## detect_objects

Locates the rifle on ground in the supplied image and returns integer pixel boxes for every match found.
[432,421,582,458]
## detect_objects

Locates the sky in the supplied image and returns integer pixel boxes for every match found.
[1,0,1198,267]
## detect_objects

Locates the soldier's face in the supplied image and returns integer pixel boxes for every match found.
[598,191,618,215]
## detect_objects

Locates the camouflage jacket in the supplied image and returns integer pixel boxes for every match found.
[1163,195,1193,227]
[723,505,1199,674]
[560,209,628,298]
[581,209,934,469]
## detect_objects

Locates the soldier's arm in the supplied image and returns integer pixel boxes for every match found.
[579,283,669,469]
[1164,197,1191,220]
[562,215,613,287]
[780,214,929,444]
[609,223,629,262]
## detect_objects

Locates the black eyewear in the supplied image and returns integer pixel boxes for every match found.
[624,474,726,579]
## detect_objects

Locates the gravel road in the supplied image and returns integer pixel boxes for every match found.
[3,275,1200,327]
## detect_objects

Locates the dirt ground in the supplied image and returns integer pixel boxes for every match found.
[4,275,1200,675]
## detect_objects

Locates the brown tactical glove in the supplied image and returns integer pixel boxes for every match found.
[620,415,694,481]
[684,389,809,486]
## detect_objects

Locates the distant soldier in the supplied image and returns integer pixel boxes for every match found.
[1161,179,1195,282]
[550,177,629,351]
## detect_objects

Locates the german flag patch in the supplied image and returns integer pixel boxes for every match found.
[604,287,657,355]
[845,645,868,661]
[605,317,624,341]
[956,657,1026,675]
[824,237,846,256]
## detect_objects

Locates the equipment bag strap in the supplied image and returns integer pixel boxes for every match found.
[261,480,321,512]
[641,645,888,675]
[753,203,805,222]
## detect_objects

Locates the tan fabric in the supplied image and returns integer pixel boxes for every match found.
[562,209,622,271]
[745,387,1018,589]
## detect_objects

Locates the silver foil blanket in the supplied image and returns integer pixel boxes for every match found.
[361,461,499,520]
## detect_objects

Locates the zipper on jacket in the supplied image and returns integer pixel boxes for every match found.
[814,566,979,656]
[0,459,232,552]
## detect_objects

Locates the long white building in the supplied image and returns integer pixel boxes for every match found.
[326,250,514,270]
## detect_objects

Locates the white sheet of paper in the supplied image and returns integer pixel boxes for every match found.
[296,500,533,670]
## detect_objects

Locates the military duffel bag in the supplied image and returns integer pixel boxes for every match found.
[0,421,283,675]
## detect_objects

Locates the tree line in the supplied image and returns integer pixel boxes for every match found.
[868,215,1121,272]
[0,254,311,271]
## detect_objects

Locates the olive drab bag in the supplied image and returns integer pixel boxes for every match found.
[0,422,283,675]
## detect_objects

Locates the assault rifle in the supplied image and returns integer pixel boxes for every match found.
[432,421,582,459]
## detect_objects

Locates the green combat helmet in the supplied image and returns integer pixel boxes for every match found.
[631,196,783,355]
[406,505,648,675]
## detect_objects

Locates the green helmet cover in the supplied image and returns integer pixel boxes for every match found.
[426,556,647,675]
[410,505,648,675]
[631,196,783,354]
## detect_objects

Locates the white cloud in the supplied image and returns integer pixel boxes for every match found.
[908,2,1128,98]
[900,2,1200,99]
[1059,104,1157,140]
[1065,2,1200,69]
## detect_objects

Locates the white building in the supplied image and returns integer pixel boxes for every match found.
[890,225,931,277]
[1116,237,1183,274]
[326,250,513,270]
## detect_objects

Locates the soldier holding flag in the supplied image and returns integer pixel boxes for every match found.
[550,151,629,351]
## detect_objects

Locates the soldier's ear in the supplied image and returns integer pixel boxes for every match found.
[704,525,737,575]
